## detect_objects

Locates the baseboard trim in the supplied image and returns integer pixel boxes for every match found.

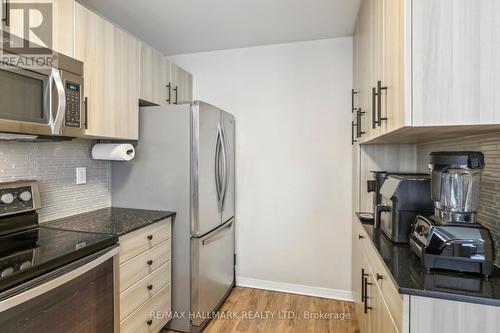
[236,276,354,302]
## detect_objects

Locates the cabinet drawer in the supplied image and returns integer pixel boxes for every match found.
[120,284,171,333]
[120,261,171,320]
[120,240,171,292]
[119,219,171,264]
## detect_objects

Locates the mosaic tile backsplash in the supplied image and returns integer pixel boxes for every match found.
[417,132,500,266]
[0,139,110,222]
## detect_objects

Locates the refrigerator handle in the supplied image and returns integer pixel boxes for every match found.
[202,220,233,245]
[215,123,223,212]
[220,120,229,210]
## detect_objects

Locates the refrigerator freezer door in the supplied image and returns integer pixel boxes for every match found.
[220,111,235,223]
[191,219,235,327]
[191,102,222,236]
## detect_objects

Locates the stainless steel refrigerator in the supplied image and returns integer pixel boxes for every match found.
[111,101,235,332]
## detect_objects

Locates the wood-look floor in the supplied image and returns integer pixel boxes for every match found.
[164,287,359,333]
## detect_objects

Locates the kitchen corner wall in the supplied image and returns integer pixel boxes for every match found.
[0,140,110,222]
[417,132,500,266]
[170,37,353,298]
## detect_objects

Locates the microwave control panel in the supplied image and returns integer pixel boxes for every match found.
[64,82,81,128]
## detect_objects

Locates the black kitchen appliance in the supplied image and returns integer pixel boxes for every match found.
[410,151,495,277]
[0,180,119,332]
[366,171,429,222]
[377,175,433,243]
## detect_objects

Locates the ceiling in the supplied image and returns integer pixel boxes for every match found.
[78,0,361,55]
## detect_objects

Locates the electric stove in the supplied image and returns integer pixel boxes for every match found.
[0,180,118,293]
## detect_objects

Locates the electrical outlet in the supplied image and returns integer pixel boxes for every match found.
[76,167,87,185]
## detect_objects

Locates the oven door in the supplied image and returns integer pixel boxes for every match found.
[0,65,68,137]
[0,246,119,333]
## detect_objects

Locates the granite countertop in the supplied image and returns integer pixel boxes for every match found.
[359,219,500,307]
[43,207,175,236]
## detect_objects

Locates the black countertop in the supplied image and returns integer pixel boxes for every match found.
[360,220,500,307]
[44,207,175,236]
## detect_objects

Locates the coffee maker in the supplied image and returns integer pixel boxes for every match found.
[409,151,495,277]
[378,175,434,243]
[366,171,429,225]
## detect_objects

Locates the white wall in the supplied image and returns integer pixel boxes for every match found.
[170,37,353,299]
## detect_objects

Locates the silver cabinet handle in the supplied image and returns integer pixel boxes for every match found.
[202,221,233,246]
[49,69,66,135]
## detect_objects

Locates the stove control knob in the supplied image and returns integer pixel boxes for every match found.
[1,267,14,278]
[0,193,14,204]
[18,191,32,202]
[20,261,32,271]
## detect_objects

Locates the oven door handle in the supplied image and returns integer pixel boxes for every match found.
[49,69,66,135]
[0,246,119,312]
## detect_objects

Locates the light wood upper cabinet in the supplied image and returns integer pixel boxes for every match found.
[52,0,75,57]
[381,0,405,134]
[353,0,383,143]
[1,0,75,57]
[139,43,193,106]
[140,42,170,106]
[75,2,139,140]
[170,62,193,105]
[354,0,500,143]
[412,0,500,125]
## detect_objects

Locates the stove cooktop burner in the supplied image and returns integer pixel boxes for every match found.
[0,226,117,293]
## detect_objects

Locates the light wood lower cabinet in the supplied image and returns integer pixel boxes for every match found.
[353,218,500,333]
[120,284,171,333]
[353,218,401,333]
[351,217,371,333]
[119,240,170,291]
[120,261,171,321]
[368,280,399,333]
[119,220,171,264]
[409,295,500,333]
[118,218,172,333]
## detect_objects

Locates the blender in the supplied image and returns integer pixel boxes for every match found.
[409,151,495,277]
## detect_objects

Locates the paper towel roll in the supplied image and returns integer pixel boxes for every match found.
[92,143,135,161]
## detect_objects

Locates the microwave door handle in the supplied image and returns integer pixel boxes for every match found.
[50,69,66,135]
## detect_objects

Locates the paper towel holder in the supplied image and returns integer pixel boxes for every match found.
[96,139,138,147]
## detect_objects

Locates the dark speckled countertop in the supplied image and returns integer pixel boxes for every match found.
[359,219,500,307]
[43,207,175,236]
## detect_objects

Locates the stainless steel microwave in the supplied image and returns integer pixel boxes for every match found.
[0,50,85,139]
